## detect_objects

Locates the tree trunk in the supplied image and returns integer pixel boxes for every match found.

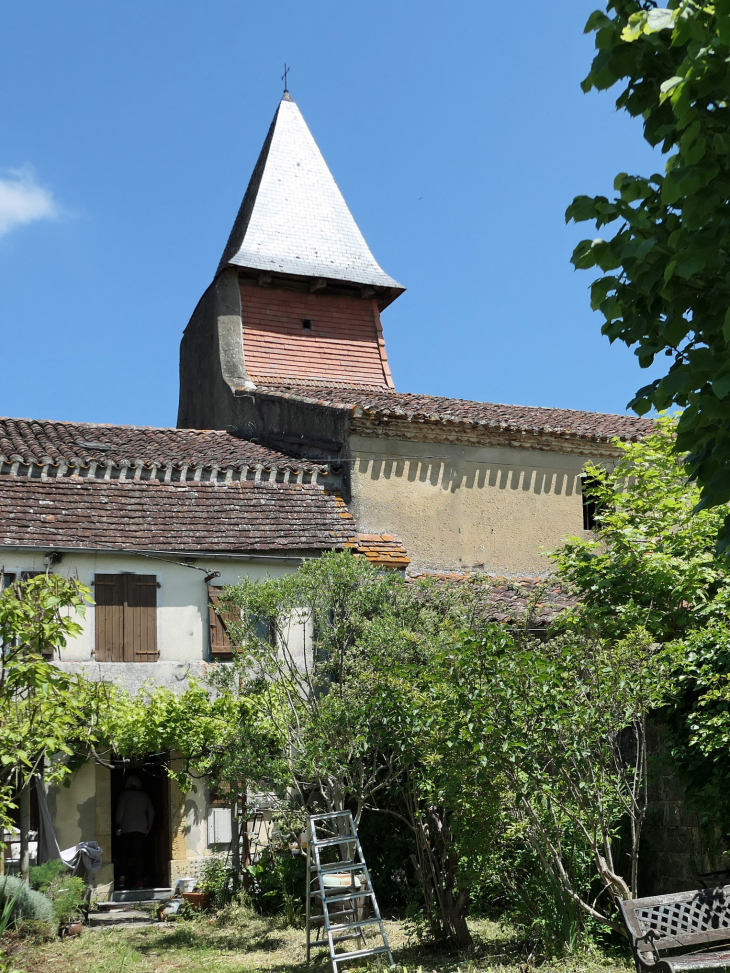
[230,793,240,892]
[407,788,473,948]
[19,782,30,883]
[241,789,250,870]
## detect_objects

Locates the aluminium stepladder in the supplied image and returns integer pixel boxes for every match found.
[305,811,394,971]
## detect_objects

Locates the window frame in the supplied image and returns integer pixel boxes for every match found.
[581,473,603,532]
[93,573,159,663]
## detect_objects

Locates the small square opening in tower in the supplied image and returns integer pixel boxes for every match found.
[302,319,312,330]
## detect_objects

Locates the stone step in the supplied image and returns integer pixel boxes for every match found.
[89,909,153,927]
[97,900,165,911]
[110,887,172,903]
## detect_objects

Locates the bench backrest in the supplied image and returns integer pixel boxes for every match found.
[620,886,730,954]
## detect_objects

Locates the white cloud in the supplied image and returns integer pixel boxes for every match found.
[0,166,58,239]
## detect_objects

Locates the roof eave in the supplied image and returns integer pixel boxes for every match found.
[230,262,405,310]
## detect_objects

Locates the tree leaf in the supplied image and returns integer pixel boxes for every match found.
[584,10,611,33]
[646,9,677,34]
[722,306,730,344]
[712,372,730,400]
[566,195,600,224]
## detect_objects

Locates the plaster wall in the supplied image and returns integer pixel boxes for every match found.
[348,436,613,576]
[2,547,308,890]
[51,760,96,852]
[48,761,115,894]
[183,780,209,860]
[178,269,254,430]
[0,549,300,665]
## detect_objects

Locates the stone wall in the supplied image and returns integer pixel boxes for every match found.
[348,434,603,577]
[640,723,723,895]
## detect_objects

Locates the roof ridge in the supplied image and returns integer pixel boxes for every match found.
[0,417,332,474]
[0,416,230,435]
[255,385,649,423]
[256,380,392,393]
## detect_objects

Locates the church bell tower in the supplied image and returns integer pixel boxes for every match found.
[178,92,404,433]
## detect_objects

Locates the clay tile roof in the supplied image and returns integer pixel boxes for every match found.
[347,532,410,568]
[0,417,323,473]
[218,95,404,295]
[409,573,576,628]
[0,475,357,554]
[255,382,654,443]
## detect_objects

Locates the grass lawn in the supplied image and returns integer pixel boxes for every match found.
[5,908,633,973]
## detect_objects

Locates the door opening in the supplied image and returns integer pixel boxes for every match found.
[110,755,170,890]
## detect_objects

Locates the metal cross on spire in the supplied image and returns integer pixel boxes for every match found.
[282,63,290,93]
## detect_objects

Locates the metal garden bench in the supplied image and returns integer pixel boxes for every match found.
[619,885,730,971]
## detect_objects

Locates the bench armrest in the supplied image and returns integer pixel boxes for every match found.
[633,928,661,966]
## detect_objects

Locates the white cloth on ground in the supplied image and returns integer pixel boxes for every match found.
[61,841,103,874]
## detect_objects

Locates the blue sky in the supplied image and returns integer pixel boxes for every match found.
[0,1,663,427]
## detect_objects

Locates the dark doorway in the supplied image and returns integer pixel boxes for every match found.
[110,756,170,889]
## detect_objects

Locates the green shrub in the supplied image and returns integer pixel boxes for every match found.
[243,848,305,924]
[46,875,86,924]
[466,834,606,955]
[198,857,234,911]
[28,859,86,924]
[0,876,55,927]
[28,859,67,893]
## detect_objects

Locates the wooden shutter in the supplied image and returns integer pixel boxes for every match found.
[208,586,234,660]
[126,575,158,662]
[94,573,158,662]
[94,574,125,662]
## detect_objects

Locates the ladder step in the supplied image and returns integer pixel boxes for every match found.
[332,945,391,963]
[311,933,363,947]
[309,908,363,923]
[316,861,367,874]
[313,835,357,848]
[330,917,381,934]
[311,890,374,904]
[309,811,354,821]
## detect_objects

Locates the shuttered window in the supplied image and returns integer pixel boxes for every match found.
[208,587,272,661]
[94,574,158,662]
[208,586,235,660]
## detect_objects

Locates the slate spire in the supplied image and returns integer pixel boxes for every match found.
[217,96,404,296]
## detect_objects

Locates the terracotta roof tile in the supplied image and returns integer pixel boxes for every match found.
[347,532,410,568]
[256,383,654,443]
[0,417,323,473]
[409,573,575,627]
[0,475,356,553]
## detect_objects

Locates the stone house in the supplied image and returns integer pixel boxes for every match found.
[0,92,655,893]
[0,419,363,890]
[178,92,652,579]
